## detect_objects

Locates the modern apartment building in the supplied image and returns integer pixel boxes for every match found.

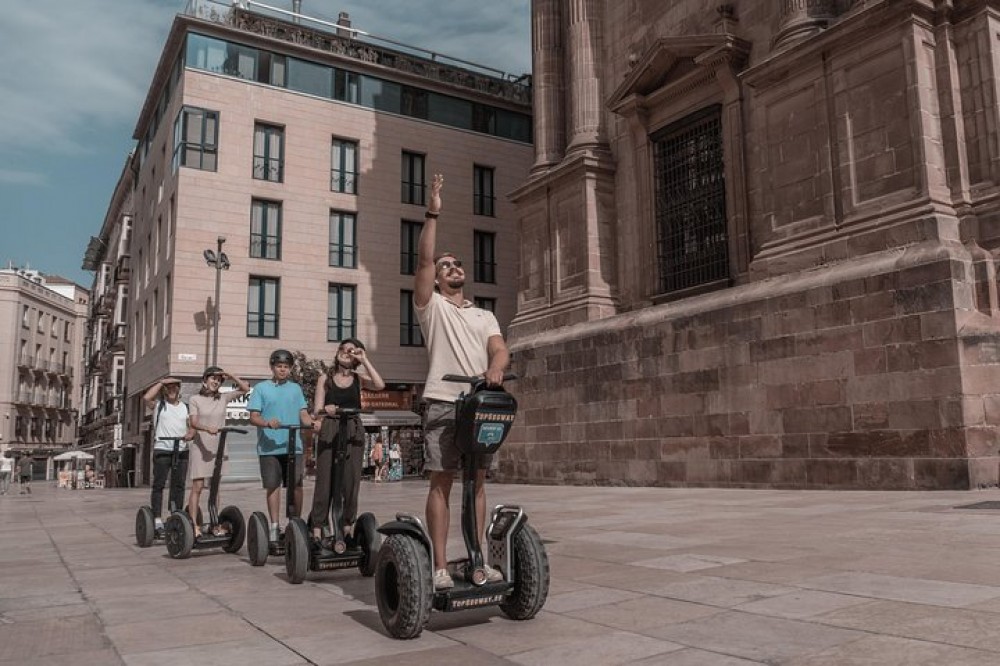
[94,0,531,483]
[0,267,88,476]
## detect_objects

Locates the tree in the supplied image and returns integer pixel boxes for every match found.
[290,350,328,412]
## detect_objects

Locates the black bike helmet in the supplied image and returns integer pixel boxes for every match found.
[269,349,294,366]
[202,366,224,379]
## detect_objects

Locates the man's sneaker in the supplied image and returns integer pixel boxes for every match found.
[483,564,504,583]
[434,568,454,590]
[269,527,280,543]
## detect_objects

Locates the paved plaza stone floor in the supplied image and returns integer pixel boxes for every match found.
[4,479,1000,665]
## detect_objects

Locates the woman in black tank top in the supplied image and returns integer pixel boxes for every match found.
[309,338,385,548]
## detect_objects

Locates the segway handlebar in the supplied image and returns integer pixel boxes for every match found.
[217,427,248,435]
[442,373,517,387]
[319,407,372,417]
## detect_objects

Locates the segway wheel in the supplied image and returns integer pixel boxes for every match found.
[135,506,155,548]
[284,518,310,584]
[165,512,195,559]
[355,512,381,577]
[375,534,433,639]
[219,506,246,554]
[499,523,550,621]
[247,511,269,566]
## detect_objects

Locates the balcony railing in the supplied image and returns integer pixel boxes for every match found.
[17,354,35,368]
[114,255,131,283]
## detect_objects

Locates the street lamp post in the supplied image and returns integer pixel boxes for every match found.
[203,237,230,367]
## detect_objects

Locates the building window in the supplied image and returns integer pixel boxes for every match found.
[473,231,496,283]
[250,199,282,260]
[253,123,284,182]
[331,138,358,193]
[329,210,357,268]
[474,296,496,313]
[22,305,29,328]
[327,284,356,342]
[247,276,279,338]
[334,69,359,103]
[172,106,219,171]
[473,165,495,216]
[400,220,422,275]
[63,321,71,341]
[401,151,425,205]
[400,290,424,347]
[652,106,729,294]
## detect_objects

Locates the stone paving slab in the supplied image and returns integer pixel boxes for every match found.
[4,482,1000,664]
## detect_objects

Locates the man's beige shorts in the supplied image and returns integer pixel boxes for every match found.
[423,401,493,472]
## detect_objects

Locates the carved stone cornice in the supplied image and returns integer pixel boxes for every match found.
[230,9,531,106]
[606,34,751,117]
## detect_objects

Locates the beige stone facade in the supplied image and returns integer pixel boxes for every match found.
[504,0,1000,489]
[95,2,531,482]
[0,268,88,472]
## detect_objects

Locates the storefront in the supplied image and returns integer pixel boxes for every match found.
[361,390,423,480]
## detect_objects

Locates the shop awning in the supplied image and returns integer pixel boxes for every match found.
[361,410,421,427]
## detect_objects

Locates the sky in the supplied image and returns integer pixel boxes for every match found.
[0,0,531,288]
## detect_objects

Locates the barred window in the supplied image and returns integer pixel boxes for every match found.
[250,199,282,260]
[400,290,423,346]
[652,105,729,294]
[328,284,356,342]
[400,220,422,275]
[253,123,284,182]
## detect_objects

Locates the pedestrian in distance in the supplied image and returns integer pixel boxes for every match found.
[413,173,511,590]
[0,453,12,495]
[187,366,250,537]
[248,349,318,543]
[18,456,34,495]
[142,377,195,535]
[309,338,385,554]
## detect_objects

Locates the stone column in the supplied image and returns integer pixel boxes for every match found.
[531,0,565,173]
[565,0,606,155]
[773,0,840,50]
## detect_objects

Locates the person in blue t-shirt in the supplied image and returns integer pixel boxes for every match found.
[248,349,318,542]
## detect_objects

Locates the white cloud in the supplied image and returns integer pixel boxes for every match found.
[0,169,47,186]
[0,0,181,154]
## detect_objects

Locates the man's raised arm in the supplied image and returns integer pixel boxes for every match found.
[414,173,444,308]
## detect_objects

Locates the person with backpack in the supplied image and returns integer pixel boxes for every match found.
[142,376,194,536]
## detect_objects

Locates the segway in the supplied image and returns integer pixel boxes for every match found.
[374,375,549,639]
[135,436,187,548]
[247,424,306,566]
[164,427,248,559]
[285,408,381,583]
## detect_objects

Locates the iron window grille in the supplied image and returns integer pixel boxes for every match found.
[400,290,424,346]
[329,211,357,268]
[474,165,495,216]
[473,231,496,283]
[247,276,279,338]
[253,123,284,182]
[652,105,729,294]
[327,284,357,342]
[401,151,426,205]
[400,220,423,275]
[250,199,282,260]
[331,138,358,193]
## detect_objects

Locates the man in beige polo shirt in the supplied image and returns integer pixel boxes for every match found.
[414,173,510,590]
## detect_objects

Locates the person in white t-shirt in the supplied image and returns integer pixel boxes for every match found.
[0,454,12,495]
[414,173,511,590]
[142,377,194,534]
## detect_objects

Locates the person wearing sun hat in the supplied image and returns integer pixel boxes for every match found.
[186,367,250,537]
[142,376,194,535]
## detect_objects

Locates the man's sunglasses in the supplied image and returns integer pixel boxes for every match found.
[437,260,463,270]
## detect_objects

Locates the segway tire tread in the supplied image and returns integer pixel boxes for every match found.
[375,534,432,639]
[135,506,155,548]
[356,512,381,577]
[247,512,269,566]
[499,523,549,621]
[165,512,195,559]
[219,506,246,554]
[285,518,309,584]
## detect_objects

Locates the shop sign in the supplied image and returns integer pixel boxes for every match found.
[362,390,411,410]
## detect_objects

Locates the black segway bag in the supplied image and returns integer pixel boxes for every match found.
[454,387,518,456]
